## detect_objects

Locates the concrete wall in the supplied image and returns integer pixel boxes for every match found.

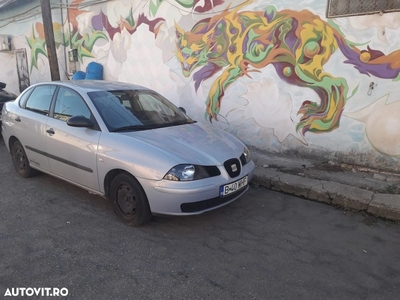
[1,0,400,171]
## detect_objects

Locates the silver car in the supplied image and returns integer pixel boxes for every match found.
[1,81,255,226]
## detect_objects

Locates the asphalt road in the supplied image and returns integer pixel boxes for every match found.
[0,136,399,300]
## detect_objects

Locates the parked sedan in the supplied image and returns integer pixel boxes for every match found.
[1,80,254,226]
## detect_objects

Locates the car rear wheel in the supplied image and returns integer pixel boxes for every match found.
[110,173,152,226]
[11,140,37,178]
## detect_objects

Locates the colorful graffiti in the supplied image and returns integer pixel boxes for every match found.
[149,0,225,15]
[89,10,163,41]
[175,4,400,135]
[67,2,109,61]
[26,0,108,70]
[26,24,51,72]
[26,0,227,72]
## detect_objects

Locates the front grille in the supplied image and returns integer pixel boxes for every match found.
[203,166,221,177]
[224,158,241,178]
[193,165,220,180]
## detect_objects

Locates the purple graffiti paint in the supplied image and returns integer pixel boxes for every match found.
[91,11,105,31]
[264,8,276,22]
[194,0,225,13]
[337,39,399,79]
[193,63,222,91]
[284,19,299,52]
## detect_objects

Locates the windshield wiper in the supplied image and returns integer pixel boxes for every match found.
[111,125,157,132]
[111,120,197,132]
[167,120,197,126]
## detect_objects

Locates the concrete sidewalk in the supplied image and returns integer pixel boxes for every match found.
[251,148,400,222]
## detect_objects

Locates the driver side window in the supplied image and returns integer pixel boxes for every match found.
[53,87,91,122]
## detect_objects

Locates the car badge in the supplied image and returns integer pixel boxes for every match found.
[231,164,238,172]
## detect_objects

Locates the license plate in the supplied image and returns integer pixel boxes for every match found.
[220,176,248,197]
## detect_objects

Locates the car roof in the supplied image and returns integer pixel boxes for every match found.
[34,80,151,93]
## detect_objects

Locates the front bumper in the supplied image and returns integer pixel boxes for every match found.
[138,161,255,215]
[180,185,249,213]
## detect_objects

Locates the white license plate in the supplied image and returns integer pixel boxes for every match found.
[220,176,248,197]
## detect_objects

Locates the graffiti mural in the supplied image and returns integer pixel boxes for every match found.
[26,0,108,71]
[26,0,228,72]
[175,4,400,135]
[26,24,49,72]
[149,0,225,15]
[2,0,400,169]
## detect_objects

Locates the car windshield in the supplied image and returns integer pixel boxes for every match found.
[88,90,195,132]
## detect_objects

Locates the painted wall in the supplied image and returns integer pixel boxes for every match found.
[0,0,68,95]
[1,0,400,171]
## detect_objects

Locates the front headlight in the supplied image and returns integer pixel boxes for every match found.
[163,164,221,181]
[241,146,251,165]
[164,164,195,181]
[244,146,251,163]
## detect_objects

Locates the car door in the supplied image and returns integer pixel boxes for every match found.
[45,86,101,191]
[12,85,56,172]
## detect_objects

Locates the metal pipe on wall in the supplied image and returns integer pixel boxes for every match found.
[60,0,69,79]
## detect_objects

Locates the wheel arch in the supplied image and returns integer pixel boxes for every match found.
[8,136,19,153]
[104,169,145,200]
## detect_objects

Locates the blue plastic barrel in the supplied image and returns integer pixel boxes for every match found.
[85,62,103,80]
[72,71,86,80]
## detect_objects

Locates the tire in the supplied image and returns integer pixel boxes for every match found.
[109,173,152,226]
[11,140,37,178]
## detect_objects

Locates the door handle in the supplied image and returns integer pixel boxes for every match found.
[46,128,55,135]
[15,117,21,122]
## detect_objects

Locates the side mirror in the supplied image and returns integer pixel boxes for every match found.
[67,115,94,128]
[179,107,186,114]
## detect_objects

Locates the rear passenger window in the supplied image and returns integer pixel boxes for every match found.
[53,87,91,122]
[25,85,56,115]
[18,87,34,108]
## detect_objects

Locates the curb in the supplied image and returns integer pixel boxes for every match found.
[253,166,400,222]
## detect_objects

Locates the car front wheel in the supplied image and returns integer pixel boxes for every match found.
[109,173,152,226]
[11,140,37,178]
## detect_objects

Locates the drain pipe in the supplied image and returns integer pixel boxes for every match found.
[60,0,69,79]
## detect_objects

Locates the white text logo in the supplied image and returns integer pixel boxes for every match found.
[4,287,69,297]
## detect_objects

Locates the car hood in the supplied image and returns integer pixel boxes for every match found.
[119,122,245,165]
